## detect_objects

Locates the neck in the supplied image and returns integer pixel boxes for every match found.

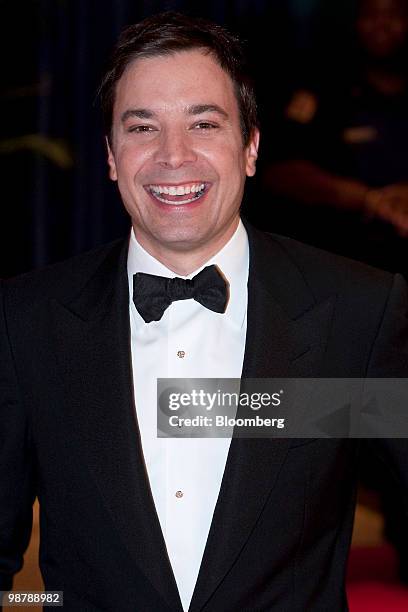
[133,218,240,276]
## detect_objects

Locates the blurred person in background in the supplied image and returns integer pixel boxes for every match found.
[260,0,408,583]
[260,0,408,275]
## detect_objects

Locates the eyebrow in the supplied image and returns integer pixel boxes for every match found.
[187,104,228,118]
[121,109,155,122]
[120,104,229,123]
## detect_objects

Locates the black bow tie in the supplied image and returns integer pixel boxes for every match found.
[133,265,229,323]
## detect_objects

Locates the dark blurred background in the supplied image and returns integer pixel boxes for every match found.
[3,0,408,279]
[4,0,408,281]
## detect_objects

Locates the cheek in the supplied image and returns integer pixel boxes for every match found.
[392,22,408,38]
[216,145,246,174]
[115,143,151,176]
[357,21,371,36]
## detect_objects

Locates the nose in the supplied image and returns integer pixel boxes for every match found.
[153,128,197,168]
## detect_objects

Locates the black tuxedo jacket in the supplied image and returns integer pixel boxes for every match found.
[1,222,408,611]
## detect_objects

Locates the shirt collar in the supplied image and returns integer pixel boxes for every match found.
[127,219,249,328]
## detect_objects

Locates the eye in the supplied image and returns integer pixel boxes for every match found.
[192,122,218,131]
[128,125,156,133]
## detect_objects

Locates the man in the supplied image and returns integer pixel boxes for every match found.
[1,12,408,612]
[261,0,408,272]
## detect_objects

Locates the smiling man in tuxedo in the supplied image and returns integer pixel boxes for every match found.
[1,12,408,612]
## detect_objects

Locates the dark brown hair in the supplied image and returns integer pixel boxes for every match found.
[98,11,258,146]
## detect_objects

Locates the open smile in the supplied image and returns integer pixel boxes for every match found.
[145,182,210,205]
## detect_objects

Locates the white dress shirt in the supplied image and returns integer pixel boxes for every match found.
[127,220,249,611]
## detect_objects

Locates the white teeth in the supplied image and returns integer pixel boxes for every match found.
[148,183,206,196]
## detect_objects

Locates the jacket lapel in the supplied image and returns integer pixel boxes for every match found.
[50,237,182,611]
[189,223,336,611]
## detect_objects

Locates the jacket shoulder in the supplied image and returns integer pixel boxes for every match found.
[1,237,128,305]
[265,231,394,298]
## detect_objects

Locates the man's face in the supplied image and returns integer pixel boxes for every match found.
[357,0,408,59]
[107,49,259,269]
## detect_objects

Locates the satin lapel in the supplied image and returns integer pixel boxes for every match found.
[50,238,182,611]
[189,224,336,612]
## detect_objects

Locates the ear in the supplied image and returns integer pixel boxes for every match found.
[106,137,118,181]
[245,128,260,177]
